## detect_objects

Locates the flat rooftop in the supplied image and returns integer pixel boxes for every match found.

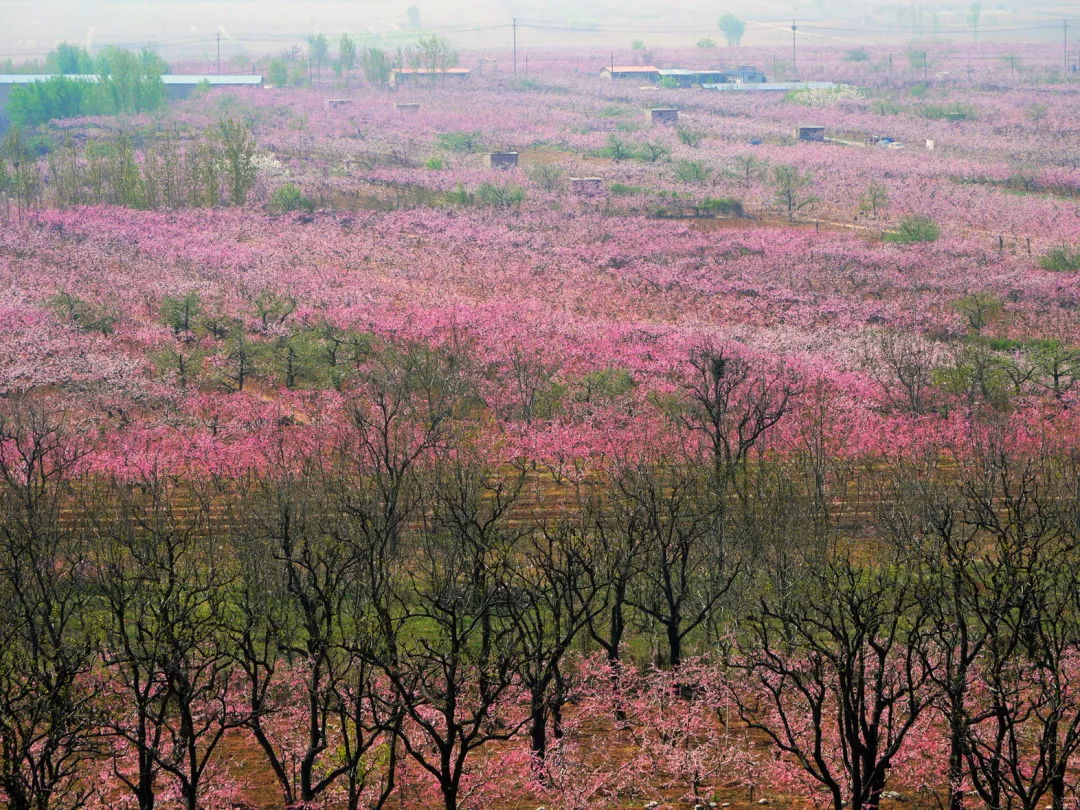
[0,74,262,85]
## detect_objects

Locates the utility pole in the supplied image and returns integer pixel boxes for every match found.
[525,54,529,80]
[923,51,928,83]
[1066,19,1070,75]
[217,33,221,75]
[513,18,517,81]
[791,21,797,78]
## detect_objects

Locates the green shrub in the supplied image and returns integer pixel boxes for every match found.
[476,182,525,207]
[660,76,679,89]
[696,37,716,49]
[846,47,870,62]
[701,196,743,216]
[885,216,940,244]
[436,131,484,153]
[446,183,473,205]
[674,159,712,184]
[48,291,117,335]
[1039,246,1080,272]
[425,155,445,170]
[610,183,645,196]
[600,134,640,162]
[675,125,705,148]
[526,163,564,192]
[270,183,315,213]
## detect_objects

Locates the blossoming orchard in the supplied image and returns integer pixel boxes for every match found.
[3,20,1080,810]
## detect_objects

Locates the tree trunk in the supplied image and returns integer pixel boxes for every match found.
[529,698,548,763]
[667,621,682,670]
[948,719,965,810]
[443,783,458,810]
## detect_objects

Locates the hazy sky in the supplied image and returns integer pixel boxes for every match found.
[1,1,1073,62]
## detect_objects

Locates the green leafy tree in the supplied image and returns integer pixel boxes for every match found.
[406,5,422,29]
[727,153,769,189]
[718,13,746,47]
[641,140,672,162]
[674,159,712,184]
[339,33,357,79]
[218,118,258,207]
[308,33,329,84]
[95,47,167,114]
[360,47,391,86]
[404,35,458,72]
[770,164,817,222]
[437,131,483,153]
[267,58,289,87]
[967,2,982,42]
[602,134,638,162]
[885,216,940,244]
[161,291,204,335]
[859,180,889,217]
[48,42,95,75]
[675,125,705,148]
[0,126,40,218]
[952,292,1002,336]
[7,76,93,127]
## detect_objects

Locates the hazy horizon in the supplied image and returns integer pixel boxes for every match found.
[1,0,1075,65]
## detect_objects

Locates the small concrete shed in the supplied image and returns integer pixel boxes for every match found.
[795,126,826,142]
[485,152,519,169]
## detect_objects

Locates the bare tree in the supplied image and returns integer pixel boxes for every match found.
[508,513,605,763]
[372,456,529,810]
[731,553,932,810]
[620,459,735,670]
[0,404,97,810]
[864,330,938,415]
[90,473,243,810]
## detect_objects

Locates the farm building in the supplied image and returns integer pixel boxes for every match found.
[657,69,727,87]
[702,81,844,92]
[389,67,471,88]
[0,74,263,130]
[795,126,826,142]
[650,108,679,125]
[599,66,660,81]
[485,152,519,169]
[727,65,768,83]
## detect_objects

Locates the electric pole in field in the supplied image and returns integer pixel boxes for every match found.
[217,33,221,74]
[791,21,797,77]
[513,18,517,81]
[1066,20,1070,74]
